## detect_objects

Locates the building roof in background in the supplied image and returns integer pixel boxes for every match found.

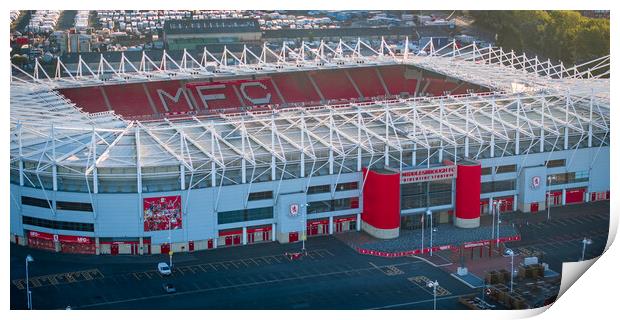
[164,18,261,35]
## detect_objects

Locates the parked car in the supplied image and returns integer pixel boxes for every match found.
[162,283,176,293]
[157,262,172,275]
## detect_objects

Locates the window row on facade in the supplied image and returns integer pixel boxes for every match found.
[21,196,93,212]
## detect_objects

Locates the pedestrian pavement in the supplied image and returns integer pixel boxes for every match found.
[336,223,519,254]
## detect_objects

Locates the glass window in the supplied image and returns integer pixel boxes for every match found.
[307,184,330,194]
[21,196,51,209]
[496,164,517,174]
[481,179,516,193]
[248,191,273,201]
[22,216,94,232]
[218,209,244,224]
[56,201,93,212]
[246,207,274,221]
[333,197,359,210]
[217,207,274,225]
[545,159,566,168]
[335,182,358,192]
[307,200,331,214]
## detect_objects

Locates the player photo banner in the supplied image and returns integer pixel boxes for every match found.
[143,195,183,232]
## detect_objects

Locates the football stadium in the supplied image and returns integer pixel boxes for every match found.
[10,38,610,255]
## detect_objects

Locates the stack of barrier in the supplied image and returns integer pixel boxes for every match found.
[355,235,521,258]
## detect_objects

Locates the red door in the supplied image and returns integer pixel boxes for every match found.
[111,244,119,255]
[207,239,214,249]
[321,223,328,234]
[188,241,195,252]
[233,235,241,245]
[160,243,170,255]
[289,232,299,243]
[497,197,513,212]
[530,202,539,213]
[310,225,318,236]
[566,188,586,204]
[336,222,343,233]
[263,231,270,241]
[547,191,562,206]
[225,236,233,246]
[248,232,255,244]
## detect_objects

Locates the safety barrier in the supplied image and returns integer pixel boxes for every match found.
[355,235,521,258]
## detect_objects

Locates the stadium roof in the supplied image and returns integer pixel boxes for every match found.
[10,38,610,186]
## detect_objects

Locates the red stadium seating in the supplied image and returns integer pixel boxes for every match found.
[145,80,194,114]
[58,65,489,119]
[309,69,359,100]
[377,65,418,96]
[104,83,158,117]
[58,86,109,113]
[271,72,322,103]
[348,67,388,98]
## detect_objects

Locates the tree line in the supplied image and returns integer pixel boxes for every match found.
[470,11,609,66]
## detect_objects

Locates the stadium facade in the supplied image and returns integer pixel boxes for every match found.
[10,39,610,255]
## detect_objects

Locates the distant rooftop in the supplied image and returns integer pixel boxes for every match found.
[164,18,261,35]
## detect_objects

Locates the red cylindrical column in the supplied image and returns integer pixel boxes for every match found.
[361,168,400,239]
[455,162,482,228]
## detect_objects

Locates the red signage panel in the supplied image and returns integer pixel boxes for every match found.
[58,235,93,244]
[27,230,55,241]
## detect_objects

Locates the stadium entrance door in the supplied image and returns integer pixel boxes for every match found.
[307,219,329,237]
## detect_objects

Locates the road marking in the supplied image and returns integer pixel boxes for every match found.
[407,276,452,297]
[74,260,429,309]
[370,294,467,310]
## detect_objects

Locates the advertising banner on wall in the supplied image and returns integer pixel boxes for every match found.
[143,195,183,232]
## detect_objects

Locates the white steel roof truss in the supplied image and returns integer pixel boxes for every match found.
[405,105,459,147]
[136,122,193,170]
[471,99,537,139]
[280,115,345,158]
[163,118,225,168]
[221,115,286,163]
[416,104,484,144]
[192,116,255,166]
[304,113,350,156]
[247,113,316,161]
[356,109,403,151]
[329,113,375,154]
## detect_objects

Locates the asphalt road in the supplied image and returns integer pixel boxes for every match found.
[11,236,477,310]
[10,201,610,310]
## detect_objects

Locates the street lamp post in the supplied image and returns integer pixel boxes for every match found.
[421,212,425,254]
[547,192,552,220]
[427,280,439,310]
[168,218,173,268]
[495,200,503,246]
[25,254,34,310]
[302,204,307,252]
[491,200,496,241]
[426,209,433,256]
[299,203,309,253]
[580,238,593,261]
[504,248,515,293]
